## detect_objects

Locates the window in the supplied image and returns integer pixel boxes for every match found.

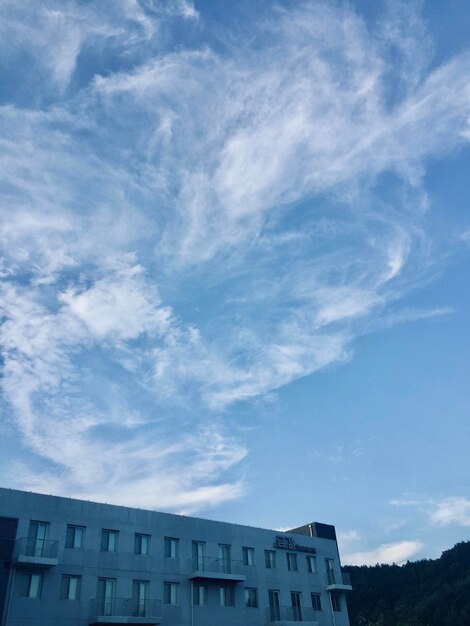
[164,582,179,605]
[61,575,81,600]
[66,525,85,549]
[134,533,150,555]
[291,591,302,621]
[133,580,149,617]
[331,593,341,612]
[325,557,336,584]
[21,573,42,598]
[192,541,206,570]
[306,555,317,573]
[245,587,258,608]
[164,537,179,558]
[265,549,276,569]
[287,552,298,571]
[192,583,207,606]
[27,521,49,557]
[219,585,234,607]
[311,593,322,611]
[268,589,281,621]
[101,529,119,552]
[219,544,231,573]
[97,578,115,616]
[242,547,254,566]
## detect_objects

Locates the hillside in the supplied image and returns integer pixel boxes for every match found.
[343,541,470,626]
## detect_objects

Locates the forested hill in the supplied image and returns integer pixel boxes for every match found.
[343,541,470,626]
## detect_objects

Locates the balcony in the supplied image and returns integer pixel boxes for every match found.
[13,537,59,568]
[325,570,352,591]
[266,606,319,625]
[189,556,246,582]
[89,598,162,625]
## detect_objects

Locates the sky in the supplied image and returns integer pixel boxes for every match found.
[0,0,469,567]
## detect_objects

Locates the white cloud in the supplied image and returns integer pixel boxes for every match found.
[390,495,470,529]
[0,264,247,512]
[59,265,171,341]
[337,529,361,553]
[344,540,424,566]
[7,426,247,513]
[1,0,469,511]
[430,497,470,527]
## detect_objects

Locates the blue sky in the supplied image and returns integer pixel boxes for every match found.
[0,0,469,566]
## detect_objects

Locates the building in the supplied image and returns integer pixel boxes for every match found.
[0,487,352,626]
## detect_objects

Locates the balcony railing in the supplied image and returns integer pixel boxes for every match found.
[266,605,319,623]
[89,597,162,623]
[189,556,246,582]
[325,570,352,590]
[13,537,59,567]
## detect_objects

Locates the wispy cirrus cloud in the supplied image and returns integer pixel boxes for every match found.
[391,495,470,528]
[1,0,469,511]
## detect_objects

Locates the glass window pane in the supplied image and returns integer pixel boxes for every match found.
[165,537,179,558]
[243,547,254,565]
[74,527,83,548]
[69,577,78,600]
[29,574,41,598]
[141,535,149,555]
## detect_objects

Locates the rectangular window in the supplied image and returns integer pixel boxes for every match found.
[192,583,207,606]
[325,557,336,584]
[101,529,119,552]
[265,549,276,569]
[245,587,258,608]
[291,591,302,621]
[242,547,254,566]
[306,555,317,573]
[218,543,231,573]
[27,521,49,557]
[134,533,150,555]
[192,541,206,570]
[268,589,281,621]
[331,593,341,612]
[97,578,115,616]
[164,537,179,558]
[21,573,42,598]
[133,580,149,617]
[287,552,298,571]
[164,582,179,605]
[65,525,85,549]
[219,585,234,607]
[60,575,81,600]
[311,592,322,611]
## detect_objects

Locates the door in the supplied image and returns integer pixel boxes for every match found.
[291,591,302,621]
[28,521,49,557]
[325,558,336,585]
[133,580,149,617]
[268,589,280,622]
[98,578,115,616]
[218,544,231,573]
[192,541,206,571]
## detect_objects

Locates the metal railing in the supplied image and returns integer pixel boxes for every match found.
[189,556,244,575]
[90,597,162,618]
[266,605,319,623]
[14,537,59,559]
[326,570,352,586]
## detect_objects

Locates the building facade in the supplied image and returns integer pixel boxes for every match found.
[0,488,351,626]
